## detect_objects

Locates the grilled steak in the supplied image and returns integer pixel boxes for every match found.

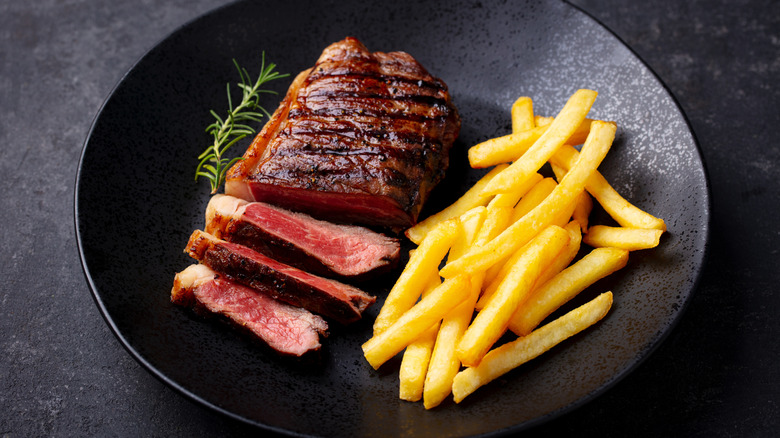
[205,194,400,280]
[185,230,376,324]
[171,264,328,356]
[225,37,460,229]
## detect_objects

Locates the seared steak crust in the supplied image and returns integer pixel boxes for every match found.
[226,37,460,228]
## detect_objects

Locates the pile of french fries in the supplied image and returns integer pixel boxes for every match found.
[362,89,666,409]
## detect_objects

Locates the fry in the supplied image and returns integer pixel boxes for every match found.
[468,117,606,169]
[440,120,616,279]
[486,172,543,210]
[478,221,582,311]
[582,225,663,250]
[398,271,442,401]
[572,190,593,231]
[363,275,471,370]
[508,247,628,336]
[456,225,570,367]
[405,164,508,244]
[468,125,547,169]
[374,219,459,335]
[511,96,535,133]
[452,292,613,403]
[550,144,666,231]
[480,89,598,196]
[536,115,612,146]
[422,212,485,409]
[510,177,557,223]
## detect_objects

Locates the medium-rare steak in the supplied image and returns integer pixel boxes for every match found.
[205,194,400,280]
[225,37,460,229]
[171,264,328,356]
[185,230,376,324]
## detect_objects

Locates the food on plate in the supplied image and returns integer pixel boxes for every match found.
[507,246,628,336]
[185,230,375,324]
[582,225,664,250]
[194,54,288,194]
[455,225,570,367]
[362,90,667,408]
[439,118,616,278]
[362,274,470,370]
[404,164,507,245]
[205,194,400,280]
[373,218,460,336]
[547,142,666,231]
[451,292,613,403]
[225,37,461,229]
[171,264,327,356]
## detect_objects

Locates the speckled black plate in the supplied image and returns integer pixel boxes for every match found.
[75,0,709,436]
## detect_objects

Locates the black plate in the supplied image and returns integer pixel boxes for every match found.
[75,0,709,436]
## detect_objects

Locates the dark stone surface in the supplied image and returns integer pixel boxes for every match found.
[0,0,777,436]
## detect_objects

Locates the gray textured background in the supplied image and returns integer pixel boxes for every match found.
[1,0,778,436]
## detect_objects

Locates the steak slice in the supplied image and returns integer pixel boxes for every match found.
[185,230,376,324]
[171,264,328,356]
[205,194,400,280]
[225,37,460,229]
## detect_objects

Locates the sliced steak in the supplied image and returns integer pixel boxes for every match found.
[171,264,328,356]
[185,230,376,324]
[205,194,400,280]
[225,37,460,229]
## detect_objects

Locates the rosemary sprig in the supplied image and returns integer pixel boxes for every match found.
[195,53,289,194]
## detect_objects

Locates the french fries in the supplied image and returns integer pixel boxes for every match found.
[405,164,508,244]
[373,218,459,336]
[440,119,616,278]
[451,292,613,403]
[456,225,570,367]
[362,90,666,408]
[583,225,664,250]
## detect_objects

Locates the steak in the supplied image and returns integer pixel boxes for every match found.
[225,37,460,229]
[185,229,376,324]
[171,264,328,356]
[205,194,400,280]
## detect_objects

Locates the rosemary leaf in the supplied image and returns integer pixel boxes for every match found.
[195,53,289,194]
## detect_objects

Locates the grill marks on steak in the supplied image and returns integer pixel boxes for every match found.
[186,230,376,325]
[226,37,460,228]
[171,264,327,356]
[205,194,400,280]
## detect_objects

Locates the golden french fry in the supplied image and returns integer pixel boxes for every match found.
[374,219,459,335]
[468,117,607,169]
[398,272,442,401]
[510,177,558,223]
[399,325,438,402]
[535,116,614,146]
[422,212,486,409]
[478,221,582,311]
[363,275,471,370]
[406,164,508,244]
[456,225,570,367]
[573,190,593,231]
[480,89,598,196]
[583,225,664,250]
[486,172,543,210]
[508,247,628,336]
[468,125,547,169]
[550,144,666,231]
[440,120,616,279]
[511,96,535,133]
[452,292,613,403]
[451,207,488,259]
